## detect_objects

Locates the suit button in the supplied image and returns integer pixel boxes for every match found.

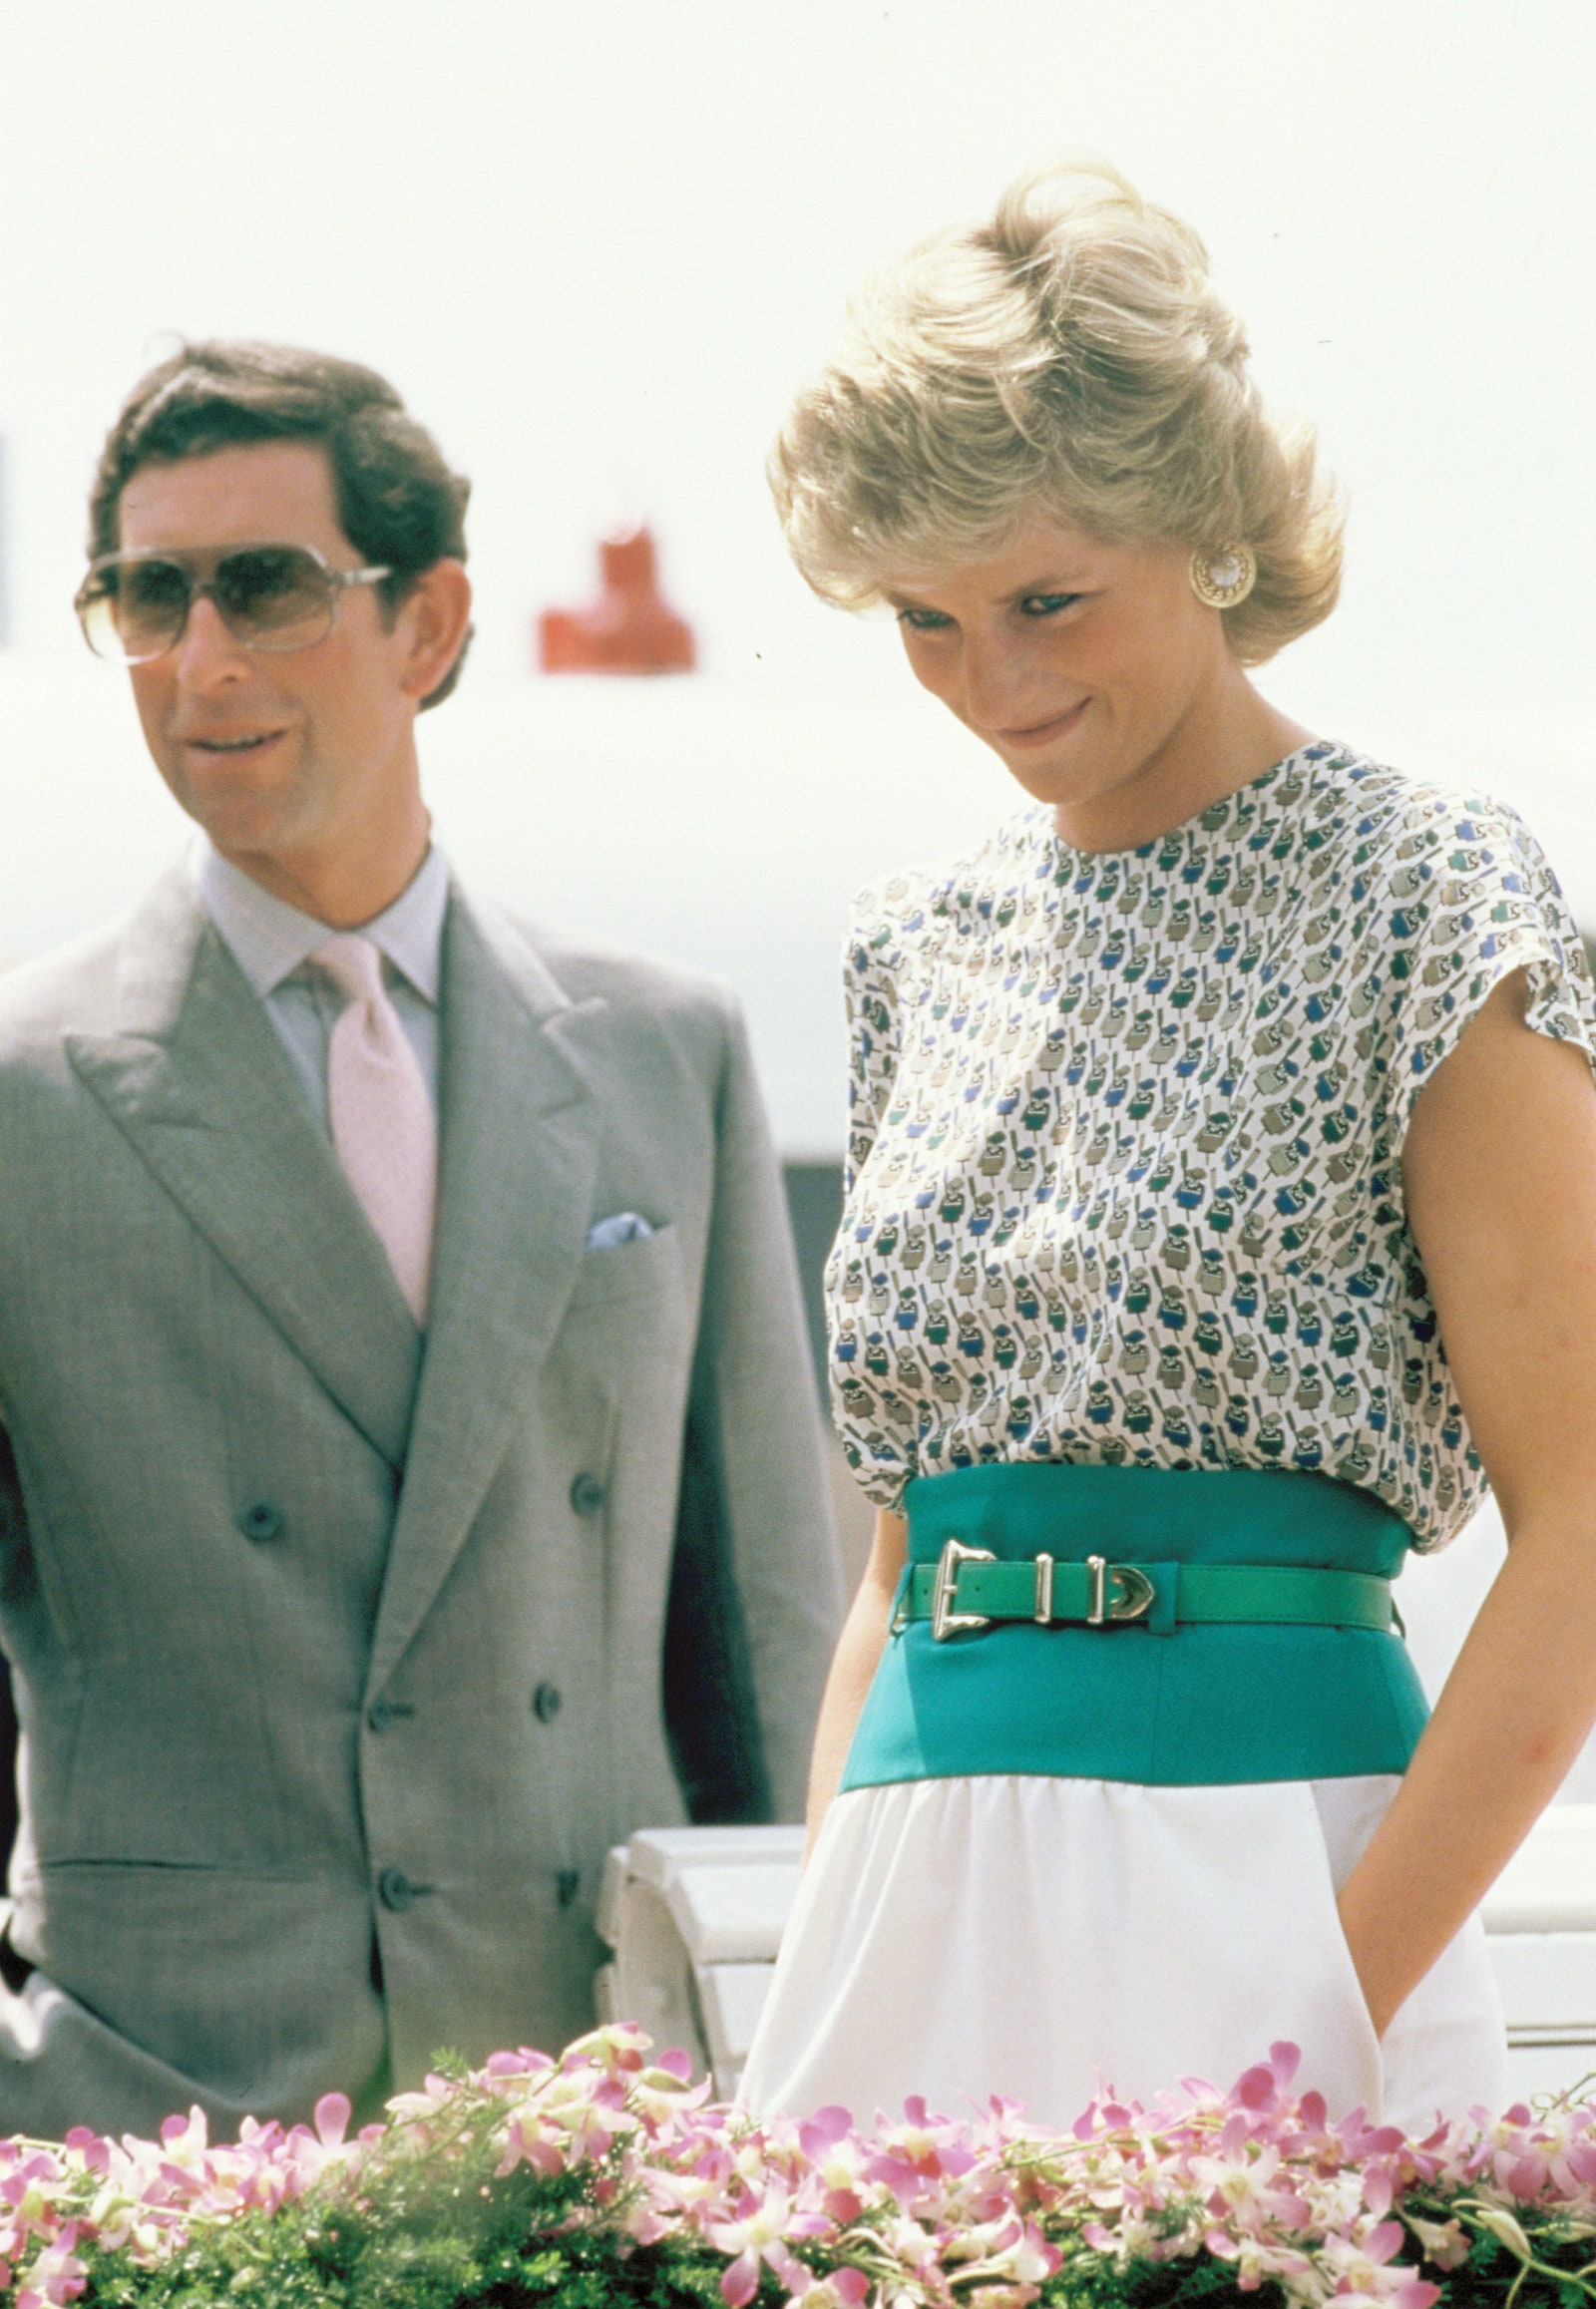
[556,1868,580,1908]
[378,1866,417,1912]
[569,1473,605,1518]
[238,1501,284,1543]
[533,1682,563,1724]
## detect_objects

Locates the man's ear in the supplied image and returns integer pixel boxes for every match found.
[396,560,473,701]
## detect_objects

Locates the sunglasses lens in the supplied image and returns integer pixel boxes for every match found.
[213,548,334,650]
[76,546,348,661]
[78,559,191,661]
[77,585,127,661]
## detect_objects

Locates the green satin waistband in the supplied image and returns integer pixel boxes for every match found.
[839,1462,1429,1792]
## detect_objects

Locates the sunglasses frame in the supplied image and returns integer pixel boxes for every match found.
[75,542,394,664]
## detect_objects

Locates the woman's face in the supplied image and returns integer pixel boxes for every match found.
[887,513,1241,827]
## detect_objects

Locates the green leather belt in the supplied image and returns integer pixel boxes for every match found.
[896,1544,1396,1639]
[839,1461,1428,1791]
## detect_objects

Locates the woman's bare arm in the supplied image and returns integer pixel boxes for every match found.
[1337,965,1596,2034]
[803,1507,908,1854]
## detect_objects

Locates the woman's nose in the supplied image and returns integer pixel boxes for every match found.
[960,630,1034,729]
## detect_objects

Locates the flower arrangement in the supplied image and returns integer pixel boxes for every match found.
[1,2027,1594,2309]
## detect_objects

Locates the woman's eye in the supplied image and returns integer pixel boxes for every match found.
[1019,591,1081,617]
[897,607,955,632]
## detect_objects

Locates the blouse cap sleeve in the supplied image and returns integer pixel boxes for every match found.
[1378,793,1596,1152]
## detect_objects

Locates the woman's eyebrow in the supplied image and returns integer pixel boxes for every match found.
[885,571,1092,610]
[1005,572,1090,596]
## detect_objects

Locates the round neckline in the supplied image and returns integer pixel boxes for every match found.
[1037,739,1347,866]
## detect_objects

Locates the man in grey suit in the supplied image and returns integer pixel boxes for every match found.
[0,342,840,2138]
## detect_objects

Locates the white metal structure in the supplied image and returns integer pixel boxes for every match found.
[1482,1804,1596,2102]
[595,1825,803,2099]
[596,1811,1596,2109]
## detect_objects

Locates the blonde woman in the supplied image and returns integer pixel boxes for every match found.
[739,162,1596,2134]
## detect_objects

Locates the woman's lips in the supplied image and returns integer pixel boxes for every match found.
[994,699,1088,749]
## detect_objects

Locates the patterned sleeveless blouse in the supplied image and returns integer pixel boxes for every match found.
[826,742,1596,1547]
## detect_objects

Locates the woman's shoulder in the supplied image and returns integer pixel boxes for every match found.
[1296,747,1593,1147]
[1282,748,1588,1015]
[1304,747,1546,884]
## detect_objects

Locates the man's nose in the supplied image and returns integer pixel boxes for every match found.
[170,593,252,689]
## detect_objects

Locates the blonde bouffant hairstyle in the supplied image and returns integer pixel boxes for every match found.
[770,160,1345,665]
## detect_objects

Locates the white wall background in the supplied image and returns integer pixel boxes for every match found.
[2,0,1593,704]
[2,0,1594,1774]
[1,0,1593,1148]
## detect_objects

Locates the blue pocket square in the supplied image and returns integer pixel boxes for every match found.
[586,1212,656,1253]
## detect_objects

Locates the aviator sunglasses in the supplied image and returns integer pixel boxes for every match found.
[75,543,392,665]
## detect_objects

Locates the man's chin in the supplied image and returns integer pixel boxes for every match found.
[161,761,305,855]
[176,795,311,867]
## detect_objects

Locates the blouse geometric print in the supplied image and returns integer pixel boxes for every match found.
[827,743,1596,1549]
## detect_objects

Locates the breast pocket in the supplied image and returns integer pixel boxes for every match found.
[549,1223,691,1428]
[565,1221,683,1312]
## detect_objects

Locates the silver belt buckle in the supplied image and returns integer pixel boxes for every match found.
[931,1538,997,1642]
[1086,1554,1155,1626]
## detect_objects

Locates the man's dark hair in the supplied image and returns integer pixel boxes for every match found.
[90,340,473,709]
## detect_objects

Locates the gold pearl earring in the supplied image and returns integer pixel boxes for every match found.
[1188,545,1257,609]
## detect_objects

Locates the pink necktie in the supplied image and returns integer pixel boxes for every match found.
[311,935,437,1324]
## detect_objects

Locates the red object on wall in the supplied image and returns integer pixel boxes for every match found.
[537,527,696,674]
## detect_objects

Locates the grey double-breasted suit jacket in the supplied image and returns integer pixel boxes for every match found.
[0,865,842,2138]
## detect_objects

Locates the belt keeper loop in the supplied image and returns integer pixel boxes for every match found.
[1033,1552,1054,1624]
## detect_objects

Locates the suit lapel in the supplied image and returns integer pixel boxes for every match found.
[364,887,604,1696]
[67,870,423,1468]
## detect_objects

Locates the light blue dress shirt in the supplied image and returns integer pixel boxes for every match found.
[195,842,450,1134]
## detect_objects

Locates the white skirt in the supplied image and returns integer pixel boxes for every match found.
[739,1772,1506,2136]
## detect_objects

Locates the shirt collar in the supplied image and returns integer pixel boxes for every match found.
[195,840,450,1004]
